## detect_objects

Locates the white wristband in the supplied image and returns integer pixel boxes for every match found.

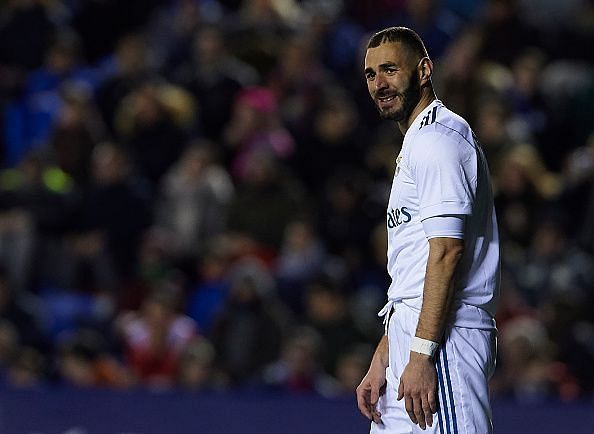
[410,336,439,357]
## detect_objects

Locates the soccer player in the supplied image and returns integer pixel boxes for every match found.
[356,27,500,433]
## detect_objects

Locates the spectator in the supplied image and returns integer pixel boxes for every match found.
[173,25,259,141]
[493,144,559,249]
[376,0,462,59]
[5,346,45,388]
[276,220,327,312]
[226,0,299,75]
[302,278,365,375]
[334,345,373,395]
[291,86,367,194]
[557,139,594,252]
[96,34,156,135]
[155,140,234,261]
[0,0,57,140]
[223,86,295,181]
[69,142,151,286]
[267,34,329,131]
[226,153,305,250]
[147,0,223,71]
[49,85,106,186]
[434,26,485,120]
[316,171,376,268]
[512,218,593,307]
[0,153,76,292]
[57,329,131,388]
[114,82,196,186]
[211,257,291,384]
[3,31,99,166]
[176,338,223,390]
[472,97,514,165]
[260,326,339,396]
[0,267,44,351]
[491,316,574,401]
[186,241,233,334]
[480,0,540,66]
[117,287,198,387]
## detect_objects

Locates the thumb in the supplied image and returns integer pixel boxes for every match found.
[397,380,404,401]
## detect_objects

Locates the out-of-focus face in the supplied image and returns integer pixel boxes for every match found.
[116,35,147,75]
[142,299,172,329]
[60,354,94,387]
[306,288,344,323]
[193,28,223,63]
[336,352,368,392]
[364,42,421,122]
[284,340,317,376]
[91,145,127,185]
[284,221,313,251]
[180,147,209,179]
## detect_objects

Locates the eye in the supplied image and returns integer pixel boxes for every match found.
[365,72,375,81]
[385,67,397,75]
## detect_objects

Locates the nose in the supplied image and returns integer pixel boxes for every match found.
[375,73,388,92]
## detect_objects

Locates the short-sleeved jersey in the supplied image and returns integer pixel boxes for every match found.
[386,100,500,329]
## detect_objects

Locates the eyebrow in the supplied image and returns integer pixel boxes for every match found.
[379,62,398,69]
[364,62,398,74]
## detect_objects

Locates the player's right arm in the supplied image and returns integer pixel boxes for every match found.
[356,334,389,424]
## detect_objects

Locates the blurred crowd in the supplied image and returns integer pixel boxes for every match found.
[0,0,592,402]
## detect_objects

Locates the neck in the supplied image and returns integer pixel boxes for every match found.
[397,88,437,135]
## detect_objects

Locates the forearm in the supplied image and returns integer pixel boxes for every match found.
[415,238,464,342]
[372,334,390,369]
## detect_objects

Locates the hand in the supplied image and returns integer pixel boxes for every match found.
[356,360,386,424]
[397,352,438,430]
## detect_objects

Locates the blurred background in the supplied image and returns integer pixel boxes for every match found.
[0,0,592,432]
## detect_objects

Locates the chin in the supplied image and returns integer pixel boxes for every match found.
[379,108,405,122]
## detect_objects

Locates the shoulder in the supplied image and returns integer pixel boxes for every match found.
[409,105,475,164]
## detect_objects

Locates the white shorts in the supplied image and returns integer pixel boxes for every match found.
[371,302,497,434]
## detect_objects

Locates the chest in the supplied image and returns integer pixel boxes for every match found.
[387,153,419,230]
[389,153,418,205]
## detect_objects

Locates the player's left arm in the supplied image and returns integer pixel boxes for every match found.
[397,236,463,429]
[398,131,473,429]
[415,236,463,342]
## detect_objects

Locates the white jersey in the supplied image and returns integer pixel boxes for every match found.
[385,99,500,329]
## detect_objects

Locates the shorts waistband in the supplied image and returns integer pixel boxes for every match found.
[378,299,496,331]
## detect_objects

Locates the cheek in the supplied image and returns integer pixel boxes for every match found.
[388,77,403,91]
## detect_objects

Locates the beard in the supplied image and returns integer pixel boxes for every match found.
[376,71,421,122]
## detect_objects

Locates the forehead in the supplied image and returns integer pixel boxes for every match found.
[364,42,410,69]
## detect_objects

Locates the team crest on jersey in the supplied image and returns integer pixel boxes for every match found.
[395,155,403,177]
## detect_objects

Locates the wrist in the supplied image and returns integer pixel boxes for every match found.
[374,335,390,367]
[409,350,433,363]
[410,336,439,358]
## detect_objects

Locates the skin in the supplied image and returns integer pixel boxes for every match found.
[356,41,465,430]
[363,41,434,134]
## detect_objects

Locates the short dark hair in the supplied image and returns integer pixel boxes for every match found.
[367,27,429,60]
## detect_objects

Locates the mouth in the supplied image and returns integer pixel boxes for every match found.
[376,94,398,108]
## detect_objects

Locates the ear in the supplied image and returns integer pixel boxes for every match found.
[418,57,433,86]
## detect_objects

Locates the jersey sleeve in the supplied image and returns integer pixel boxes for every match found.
[410,131,475,221]
[421,214,466,239]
